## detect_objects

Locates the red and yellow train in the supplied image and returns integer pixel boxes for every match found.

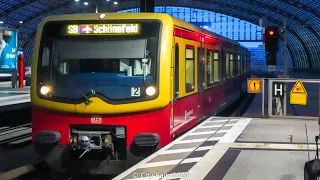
[31,13,250,173]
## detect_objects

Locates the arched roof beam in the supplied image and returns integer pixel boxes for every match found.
[192,0,312,67]
[0,0,41,17]
[14,1,74,30]
[20,0,305,66]
[279,0,320,18]
[239,0,320,45]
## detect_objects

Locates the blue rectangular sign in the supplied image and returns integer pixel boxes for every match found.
[0,29,17,72]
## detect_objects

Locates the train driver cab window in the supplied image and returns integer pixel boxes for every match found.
[230,54,234,77]
[42,47,50,67]
[206,50,213,87]
[214,51,219,83]
[225,53,230,79]
[185,46,195,93]
[237,55,240,75]
[38,46,53,78]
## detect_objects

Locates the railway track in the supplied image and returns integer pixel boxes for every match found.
[0,123,32,149]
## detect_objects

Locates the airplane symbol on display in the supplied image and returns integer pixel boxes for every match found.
[82,25,93,34]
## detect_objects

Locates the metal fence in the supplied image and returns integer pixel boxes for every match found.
[265,78,320,120]
[251,66,320,79]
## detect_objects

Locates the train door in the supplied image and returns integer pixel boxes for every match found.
[198,44,205,119]
[172,42,182,129]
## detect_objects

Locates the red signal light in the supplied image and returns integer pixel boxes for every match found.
[269,30,274,36]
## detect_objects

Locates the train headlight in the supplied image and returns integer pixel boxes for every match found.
[146,86,156,96]
[99,14,105,19]
[40,86,50,95]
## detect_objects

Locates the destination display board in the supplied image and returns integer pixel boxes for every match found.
[66,24,141,35]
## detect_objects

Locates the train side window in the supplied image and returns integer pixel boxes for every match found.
[247,55,250,72]
[206,49,213,86]
[174,44,179,98]
[237,55,240,76]
[230,54,234,77]
[214,51,219,83]
[242,54,245,74]
[225,53,230,79]
[243,55,247,72]
[185,45,195,93]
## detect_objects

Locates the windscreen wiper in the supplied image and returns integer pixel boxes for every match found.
[61,74,93,106]
[55,69,93,106]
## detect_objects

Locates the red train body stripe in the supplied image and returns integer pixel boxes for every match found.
[173,27,219,45]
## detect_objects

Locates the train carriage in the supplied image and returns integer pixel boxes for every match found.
[31,13,250,174]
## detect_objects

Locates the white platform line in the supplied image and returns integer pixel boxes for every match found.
[189,130,217,135]
[197,123,235,129]
[197,124,223,129]
[158,148,196,155]
[0,94,30,101]
[181,157,202,164]
[196,146,214,151]
[0,98,30,107]
[172,137,221,145]
[230,143,317,150]
[207,120,229,123]
[174,138,207,144]
[209,119,239,123]
[140,159,182,168]
[207,137,222,141]
[0,91,30,93]
[139,157,202,169]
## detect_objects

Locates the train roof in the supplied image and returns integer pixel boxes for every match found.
[40,12,247,49]
[169,15,245,48]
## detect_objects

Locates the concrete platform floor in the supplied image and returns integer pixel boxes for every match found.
[219,118,318,180]
[115,117,319,180]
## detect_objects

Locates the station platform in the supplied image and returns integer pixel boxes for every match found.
[0,81,30,112]
[114,117,318,180]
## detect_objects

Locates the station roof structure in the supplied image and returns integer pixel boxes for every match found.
[0,0,320,68]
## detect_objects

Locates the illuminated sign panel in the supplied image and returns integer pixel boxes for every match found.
[67,24,140,35]
[0,28,17,72]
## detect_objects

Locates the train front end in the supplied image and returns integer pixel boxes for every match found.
[30,13,173,173]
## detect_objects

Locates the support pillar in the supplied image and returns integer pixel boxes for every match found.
[140,0,155,12]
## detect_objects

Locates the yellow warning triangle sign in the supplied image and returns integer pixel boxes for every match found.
[291,79,306,93]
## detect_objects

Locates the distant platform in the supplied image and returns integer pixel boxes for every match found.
[114,117,317,180]
[0,84,30,112]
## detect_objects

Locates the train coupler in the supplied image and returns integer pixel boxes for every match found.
[70,130,115,159]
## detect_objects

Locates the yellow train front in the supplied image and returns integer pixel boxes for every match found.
[31,12,250,174]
